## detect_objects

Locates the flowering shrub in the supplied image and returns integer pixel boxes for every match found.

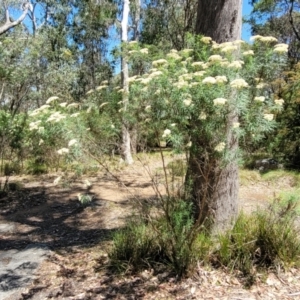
[122,34,287,162]
[23,34,287,173]
[26,93,118,171]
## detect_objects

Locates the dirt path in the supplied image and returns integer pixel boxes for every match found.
[0,156,300,299]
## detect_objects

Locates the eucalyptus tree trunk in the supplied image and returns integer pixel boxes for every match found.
[121,0,134,164]
[130,0,141,155]
[187,0,242,232]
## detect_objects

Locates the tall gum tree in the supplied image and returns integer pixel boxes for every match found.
[121,0,134,164]
[186,0,242,232]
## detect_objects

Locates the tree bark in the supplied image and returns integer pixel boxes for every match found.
[121,0,134,164]
[195,0,242,43]
[187,0,242,232]
[129,0,141,155]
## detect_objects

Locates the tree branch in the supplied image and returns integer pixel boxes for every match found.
[0,3,30,36]
[287,0,300,42]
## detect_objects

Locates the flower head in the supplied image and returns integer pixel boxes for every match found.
[96,85,108,91]
[181,49,193,55]
[29,120,41,130]
[208,55,223,62]
[176,80,189,88]
[233,122,240,128]
[162,129,171,138]
[264,114,274,121]
[254,96,265,102]
[275,99,284,106]
[192,61,205,68]
[46,96,59,104]
[233,40,245,45]
[260,36,278,43]
[70,113,80,118]
[193,71,206,77]
[274,43,289,49]
[273,44,288,53]
[68,139,77,147]
[202,77,217,84]
[213,98,227,105]
[199,112,207,120]
[57,148,69,155]
[183,98,192,106]
[140,48,149,54]
[256,82,267,89]
[243,50,254,56]
[201,36,212,44]
[215,142,226,152]
[99,102,108,108]
[149,71,163,78]
[152,59,168,67]
[167,52,182,60]
[215,76,227,84]
[250,35,263,41]
[230,78,249,89]
[228,60,244,69]
[47,112,66,123]
[86,89,94,95]
[220,45,238,53]
[67,103,80,108]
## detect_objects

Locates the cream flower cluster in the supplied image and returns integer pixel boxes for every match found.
[215,142,226,152]
[68,139,77,147]
[213,98,227,105]
[67,103,80,108]
[46,96,59,104]
[201,36,212,44]
[273,43,289,53]
[29,120,42,131]
[230,78,249,89]
[183,98,192,106]
[242,50,254,56]
[152,59,168,67]
[254,96,265,102]
[275,99,284,106]
[96,85,108,91]
[29,104,51,116]
[199,112,207,120]
[57,148,69,155]
[47,112,66,123]
[167,52,182,60]
[228,60,244,69]
[264,114,274,121]
[162,129,171,138]
[250,35,278,43]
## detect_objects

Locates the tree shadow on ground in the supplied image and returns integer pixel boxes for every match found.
[0,179,130,251]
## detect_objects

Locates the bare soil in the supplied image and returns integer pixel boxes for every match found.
[1,156,300,300]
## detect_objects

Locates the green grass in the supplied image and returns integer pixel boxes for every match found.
[261,169,300,187]
[239,169,261,185]
[239,168,300,188]
[109,199,300,283]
